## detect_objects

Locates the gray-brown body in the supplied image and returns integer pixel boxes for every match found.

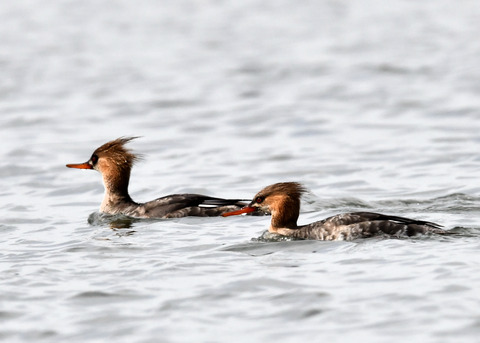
[103,193,246,219]
[291,212,445,240]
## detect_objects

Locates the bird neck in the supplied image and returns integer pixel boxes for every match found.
[99,167,135,213]
[269,195,300,230]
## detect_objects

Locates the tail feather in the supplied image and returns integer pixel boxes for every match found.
[200,197,248,207]
[352,212,443,230]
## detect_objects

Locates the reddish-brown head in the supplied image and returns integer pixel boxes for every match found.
[222,182,306,229]
[66,137,141,194]
[66,137,140,172]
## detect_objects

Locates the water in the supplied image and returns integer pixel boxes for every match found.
[1,1,480,342]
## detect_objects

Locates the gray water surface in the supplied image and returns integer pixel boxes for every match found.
[1,1,480,342]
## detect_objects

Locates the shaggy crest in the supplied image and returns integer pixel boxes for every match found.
[93,136,141,167]
[255,182,306,200]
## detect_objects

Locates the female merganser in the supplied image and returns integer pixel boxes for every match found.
[66,137,246,218]
[222,182,446,240]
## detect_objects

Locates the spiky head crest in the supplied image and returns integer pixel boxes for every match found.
[93,136,141,168]
[255,182,306,201]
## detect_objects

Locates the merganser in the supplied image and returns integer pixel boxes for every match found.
[222,182,446,240]
[66,137,247,218]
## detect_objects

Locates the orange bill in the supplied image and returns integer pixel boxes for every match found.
[222,206,256,217]
[66,162,93,169]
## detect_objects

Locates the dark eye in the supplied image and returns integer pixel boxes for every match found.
[90,154,98,164]
[255,196,264,204]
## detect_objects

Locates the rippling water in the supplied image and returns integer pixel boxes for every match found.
[2,1,480,342]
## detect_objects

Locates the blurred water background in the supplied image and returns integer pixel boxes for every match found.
[1,1,480,342]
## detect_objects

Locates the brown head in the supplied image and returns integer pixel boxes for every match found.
[66,137,141,196]
[222,182,306,230]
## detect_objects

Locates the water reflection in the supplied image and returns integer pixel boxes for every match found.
[88,212,139,229]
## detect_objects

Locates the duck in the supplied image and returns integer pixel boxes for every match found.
[66,137,247,218]
[222,182,446,240]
